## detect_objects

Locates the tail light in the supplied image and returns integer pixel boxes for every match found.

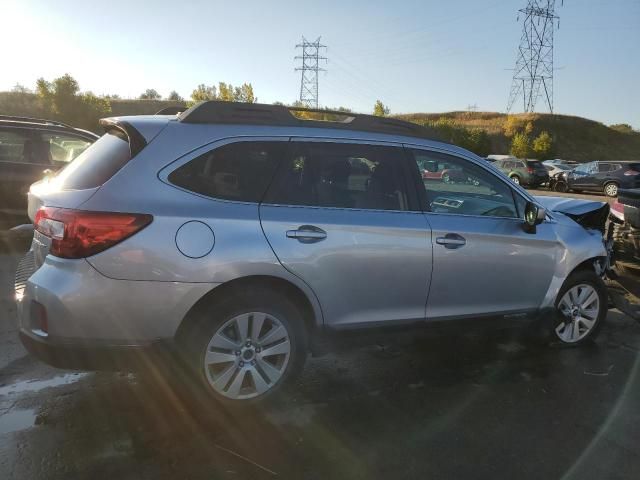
[527,167,534,174]
[624,169,640,176]
[34,207,152,259]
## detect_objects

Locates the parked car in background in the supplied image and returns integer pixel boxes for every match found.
[544,162,573,179]
[493,158,549,187]
[418,158,468,183]
[16,102,612,404]
[553,161,640,197]
[617,189,640,228]
[0,116,98,229]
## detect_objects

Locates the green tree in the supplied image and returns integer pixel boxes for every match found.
[462,128,492,157]
[510,132,531,158]
[167,90,184,102]
[217,82,234,101]
[233,83,256,103]
[524,121,534,135]
[139,89,161,100]
[502,115,520,137]
[532,131,553,158]
[190,84,217,104]
[35,74,111,131]
[373,100,389,117]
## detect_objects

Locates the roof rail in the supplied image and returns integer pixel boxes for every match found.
[0,115,72,129]
[178,101,444,141]
[155,106,187,115]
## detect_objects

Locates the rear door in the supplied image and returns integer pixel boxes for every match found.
[407,147,558,319]
[260,139,432,328]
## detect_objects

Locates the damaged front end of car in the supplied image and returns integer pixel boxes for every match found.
[535,196,614,276]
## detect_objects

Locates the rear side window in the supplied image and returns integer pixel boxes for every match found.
[168,141,285,202]
[264,142,409,211]
[40,133,92,164]
[0,128,31,163]
[55,130,131,190]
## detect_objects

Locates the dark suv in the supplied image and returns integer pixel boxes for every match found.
[0,116,98,229]
[556,161,640,197]
[493,158,549,187]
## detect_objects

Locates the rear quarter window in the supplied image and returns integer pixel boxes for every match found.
[54,130,131,190]
[168,141,285,203]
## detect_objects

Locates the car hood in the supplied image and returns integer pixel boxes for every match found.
[534,195,609,232]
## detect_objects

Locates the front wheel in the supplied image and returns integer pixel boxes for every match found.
[509,175,521,185]
[604,182,619,197]
[553,270,607,345]
[554,181,569,193]
[180,288,308,403]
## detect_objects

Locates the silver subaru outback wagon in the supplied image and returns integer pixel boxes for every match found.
[15,102,611,402]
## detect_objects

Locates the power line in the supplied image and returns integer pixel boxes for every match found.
[294,36,327,108]
[506,1,563,114]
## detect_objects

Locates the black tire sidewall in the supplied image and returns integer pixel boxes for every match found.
[553,270,607,346]
[180,287,308,404]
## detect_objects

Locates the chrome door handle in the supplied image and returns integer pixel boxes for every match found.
[286,225,327,242]
[436,234,466,249]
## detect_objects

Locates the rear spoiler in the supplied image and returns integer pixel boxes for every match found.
[99,118,147,157]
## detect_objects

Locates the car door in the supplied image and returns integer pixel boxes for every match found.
[569,161,597,190]
[260,139,432,328]
[407,147,558,320]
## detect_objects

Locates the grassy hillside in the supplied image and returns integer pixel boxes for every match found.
[1,91,637,161]
[395,111,640,162]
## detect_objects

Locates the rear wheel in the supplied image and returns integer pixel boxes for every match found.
[509,175,521,185]
[180,287,307,403]
[604,182,619,197]
[442,173,451,183]
[552,270,607,345]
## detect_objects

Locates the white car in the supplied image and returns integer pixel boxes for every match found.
[545,163,573,178]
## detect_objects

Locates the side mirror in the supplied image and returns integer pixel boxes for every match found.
[523,202,546,233]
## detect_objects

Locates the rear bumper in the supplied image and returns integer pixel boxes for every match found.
[19,330,176,371]
[16,252,216,347]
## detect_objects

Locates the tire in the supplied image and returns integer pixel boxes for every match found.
[442,173,450,183]
[604,182,619,197]
[178,287,308,404]
[554,181,569,193]
[552,270,607,346]
[509,175,521,185]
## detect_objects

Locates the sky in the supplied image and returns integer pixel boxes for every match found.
[1,0,639,127]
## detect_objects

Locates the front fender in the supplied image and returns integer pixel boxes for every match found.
[539,217,607,309]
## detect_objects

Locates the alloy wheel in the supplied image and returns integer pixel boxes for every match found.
[203,312,291,400]
[605,183,618,197]
[555,284,600,343]
[510,176,520,185]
